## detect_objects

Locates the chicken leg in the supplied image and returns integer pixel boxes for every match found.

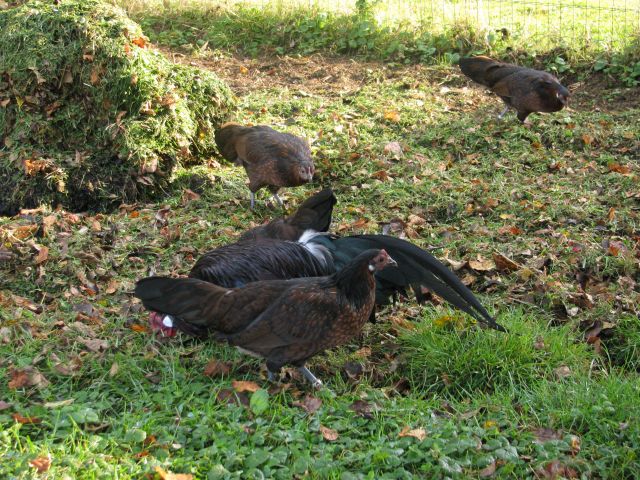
[299,366,323,389]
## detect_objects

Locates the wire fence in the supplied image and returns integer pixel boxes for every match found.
[219,0,640,51]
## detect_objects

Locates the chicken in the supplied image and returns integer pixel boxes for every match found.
[239,188,336,242]
[458,56,570,123]
[215,123,315,209]
[135,249,397,388]
[190,230,505,332]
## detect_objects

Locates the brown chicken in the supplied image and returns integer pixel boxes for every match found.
[215,123,315,209]
[135,249,397,388]
[239,187,336,242]
[458,56,570,123]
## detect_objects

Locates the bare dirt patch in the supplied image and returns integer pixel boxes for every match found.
[160,47,639,113]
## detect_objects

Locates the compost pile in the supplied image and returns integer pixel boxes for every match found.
[0,0,235,215]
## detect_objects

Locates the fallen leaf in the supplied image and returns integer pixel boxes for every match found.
[239,66,249,75]
[8,367,50,389]
[532,428,562,443]
[581,133,594,145]
[130,324,148,333]
[33,245,49,264]
[383,141,403,158]
[319,425,339,441]
[29,456,51,473]
[232,380,261,393]
[78,337,109,352]
[131,36,147,48]
[154,466,193,480]
[43,398,74,408]
[383,110,400,122]
[354,346,372,358]
[479,460,497,477]
[293,395,322,414]
[469,256,495,272]
[13,224,39,239]
[570,435,581,455]
[109,362,119,377]
[371,170,390,181]
[203,360,231,378]
[349,399,373,418]
[554,365,572,379]
[398,425,427,441]
[492,252,519,272]
[608,162,631,174]
[181,189,201,205]
[12,412,42,424]
[0,400,12,410]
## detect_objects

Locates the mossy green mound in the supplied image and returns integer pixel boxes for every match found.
[0,0,235,215]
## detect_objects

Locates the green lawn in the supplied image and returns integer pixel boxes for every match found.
[118,0,640,55]
[2,25,640,480]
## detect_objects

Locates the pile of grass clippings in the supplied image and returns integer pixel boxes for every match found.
[0,0,235,215]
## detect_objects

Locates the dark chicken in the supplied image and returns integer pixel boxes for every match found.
[191,230,506,332]
[239,188,336,242]
[215,123,315,209]
[135,249,396,388]
[458,56,570,123]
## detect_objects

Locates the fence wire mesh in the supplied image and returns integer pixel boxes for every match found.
[222,0,640,51]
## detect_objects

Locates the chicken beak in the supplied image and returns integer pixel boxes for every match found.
[386,255,398,267]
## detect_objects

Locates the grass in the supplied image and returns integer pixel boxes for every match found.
[113,0,640,85]
[2,9,640,480]
[0,0,235,214]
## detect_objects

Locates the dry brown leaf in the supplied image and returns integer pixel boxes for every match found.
[354,346,372,358]
[131,36,147,48]
[8,367,50,389]
[398,425,427,441]
[78,337,109,352]
[371,170,390,181]
[479,460,497,477]
[554,365,572,379]
[181,189,201,205]
[492,252,519,272]
[532,428,562,443]
[231,380,261,393]
[203,360,231,378]
[319,425,339,441]
[608,163,631,174]
[349,399,373,418]
[581,133,594,145]
[570,435,581,454]
[0,400,12,410]
[29,456,51,473]
[293,395,322,414]
[90,67,101,85]
[383,110,400,122]
[155,466,193,480]
[351,218,368,229]
[13,412,42,424]
[130,324,148,333]
[383,141,403,158]
[468,256,495,272]
[109,362,119,377]
[13,224,39,239]
[34,245,49,265]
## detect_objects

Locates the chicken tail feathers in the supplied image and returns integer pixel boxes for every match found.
[134,277,224,337]
[459,56,520,89]
[239,188,337,242]
[330,235,506,332]
[214,122,245,163]
[287,188,337,235]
